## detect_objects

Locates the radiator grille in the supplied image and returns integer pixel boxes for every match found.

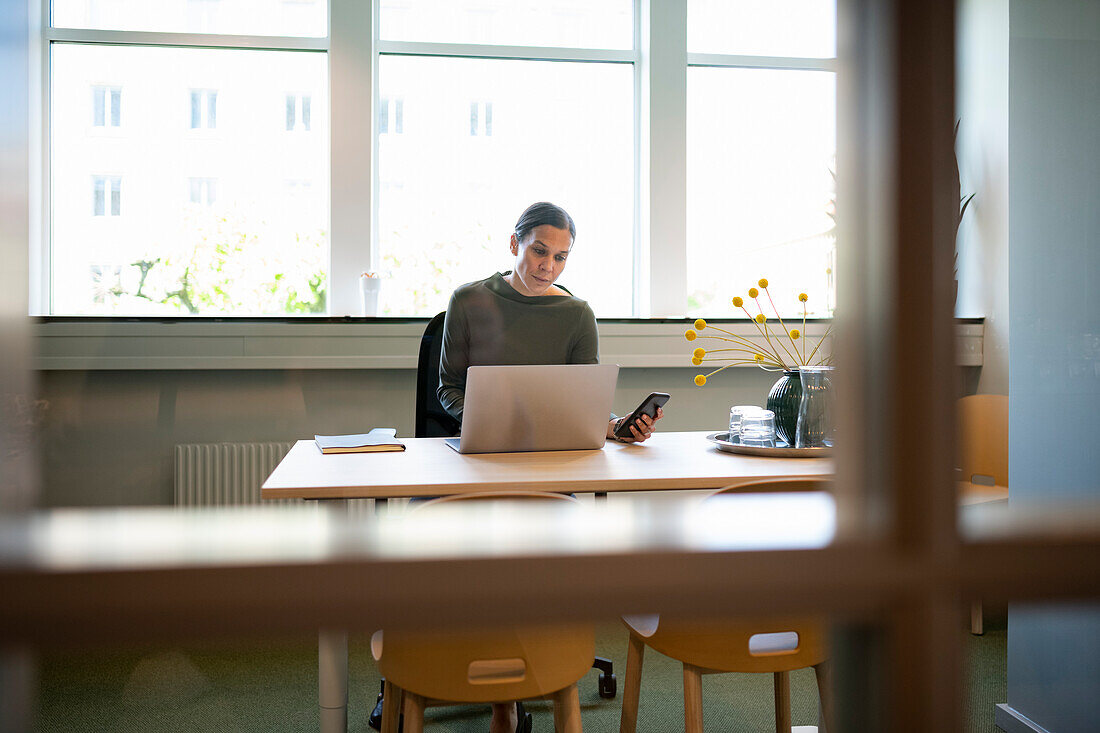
[174,442,295,506]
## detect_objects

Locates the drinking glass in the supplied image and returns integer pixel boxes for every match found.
[728,405,761,443]
[739,409,777,448]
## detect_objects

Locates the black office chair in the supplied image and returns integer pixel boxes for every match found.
[414,311,462,438]
[413,312,616,696]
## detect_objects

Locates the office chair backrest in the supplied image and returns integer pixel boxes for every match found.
[415,311,462,438]
[958,394,1008,487]
[374,490,593,703]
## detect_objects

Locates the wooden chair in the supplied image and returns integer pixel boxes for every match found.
[958,394,1008,634]
[372,491,594,732]
[620,478,833,733]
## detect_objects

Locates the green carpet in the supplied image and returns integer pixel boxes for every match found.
[35,619,1006,732]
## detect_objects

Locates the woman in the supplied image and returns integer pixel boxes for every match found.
[438,201,663,445]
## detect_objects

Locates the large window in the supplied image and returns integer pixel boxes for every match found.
[686,0,837,318]
[38,0,837,318]
[46,7,329,316]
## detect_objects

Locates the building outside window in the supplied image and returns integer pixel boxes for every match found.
[378,96,403,135]
[190,89,217,130]
[92,175,121,217]
[188,177,217,205]
[468,100,491,137]
[286,93,311,132]
[91,85,120,128]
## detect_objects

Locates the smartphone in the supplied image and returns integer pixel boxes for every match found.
[614,392,670,439]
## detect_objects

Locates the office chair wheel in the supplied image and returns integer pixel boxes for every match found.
[369,681,404,732]
[592,657,617,698]
[598,672,617,699]
[514,701,533,733]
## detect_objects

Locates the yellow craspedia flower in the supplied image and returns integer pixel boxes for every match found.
[685,329,697,341]
[826,267,833,275]
[799,293,809,302]
[748,287,759,298]
[758,278,769,288]
[731,296,744,308]
[754,354,765,362]
[691,356,702,366]
[692,347,706,358]
[755,313,766,324]
[694,318,707,330]
[790,329,801,339]
[694,374,707,386]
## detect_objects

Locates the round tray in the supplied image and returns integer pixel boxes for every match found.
[705,432,833,458]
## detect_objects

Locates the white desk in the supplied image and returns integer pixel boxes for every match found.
[261,431,834,732]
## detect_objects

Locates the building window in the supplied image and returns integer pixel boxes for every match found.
[190,89,217,129]
[378,96,403,135]
[188,177,217,205]
[286,93,311,132]
[469,101,492,137]
[92,175,121,217]
[92,85,121,128]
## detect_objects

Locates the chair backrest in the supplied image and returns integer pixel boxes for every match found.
[628,615,828,674]
[622,477,832,673]
[374,491,593,702]
[415,311,462,438]
[958,394,1008,487]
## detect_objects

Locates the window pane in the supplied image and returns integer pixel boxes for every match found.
[379,0,633,50]
[51,0,327,37]
[687,67,836,318]
[92,177,105,215]
[190,91,201,128]
[51,44,329,315]
[92,86,105,126]
[688,0,836,58]
[110,88,121,126]
[377,55,634,317]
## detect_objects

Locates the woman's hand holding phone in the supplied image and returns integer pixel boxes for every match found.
[608,392,669,443]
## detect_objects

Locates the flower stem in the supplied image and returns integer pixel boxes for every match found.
[765,288,803,366]
[741,306,788,367]
[806,323,833,364]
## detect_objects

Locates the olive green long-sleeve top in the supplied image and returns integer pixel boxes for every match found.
[437,272,600,422]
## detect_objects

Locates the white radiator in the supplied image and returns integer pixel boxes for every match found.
[174,442,295,506]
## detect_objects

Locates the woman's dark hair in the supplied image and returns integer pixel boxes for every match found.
[513,202,576,244]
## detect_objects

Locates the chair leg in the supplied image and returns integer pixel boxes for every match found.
[381,680,403,733]
[971,600,984,635]
[619,632,645,733]
[813,662,834,733]
[552,683,583,733]
[683,664,704,733]
[773,670,791,733]
[402,691,425,733]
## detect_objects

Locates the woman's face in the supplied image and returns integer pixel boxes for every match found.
[508,224,573,296]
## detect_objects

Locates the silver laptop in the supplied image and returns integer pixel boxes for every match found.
[446,364,619,454]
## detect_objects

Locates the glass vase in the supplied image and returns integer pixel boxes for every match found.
[795,366,835,448]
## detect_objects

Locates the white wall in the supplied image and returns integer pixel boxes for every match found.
[957,0,1010,397]
[37,366,780,507]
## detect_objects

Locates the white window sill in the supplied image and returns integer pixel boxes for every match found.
[34,319,984,370]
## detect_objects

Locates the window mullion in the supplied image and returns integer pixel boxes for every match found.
[640,0,688,317]
[328,0,373,316]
